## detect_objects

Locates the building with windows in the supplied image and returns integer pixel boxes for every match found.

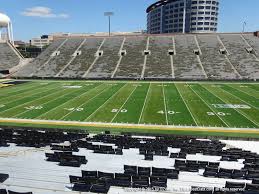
[147,0,219,34]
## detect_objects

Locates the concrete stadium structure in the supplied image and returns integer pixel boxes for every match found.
[147,0,219,34]
[13,33,259,81]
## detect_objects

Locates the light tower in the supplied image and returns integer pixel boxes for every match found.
[104,12,114,36]
[0,13,14,45]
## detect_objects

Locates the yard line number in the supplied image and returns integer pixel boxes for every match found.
[207,112,231,116]
[25,106,43,110]
[157,110,180,115]
[64,107,84,112]
[111,109,127,113]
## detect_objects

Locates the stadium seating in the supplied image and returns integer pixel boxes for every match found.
[197,35,240,79]
[0,173,9,183]
[243,34,259,57]
[59,38,104,78]
[34,38,84,77]
[0,43,20,71]
[8,191,33,194]
[15,39,66,77]
[86,37,123,78]
[173,35,206,79]
[12,33,259,80]
[144,36,173,79]
[114,37,147,79]
[219,34,259,79]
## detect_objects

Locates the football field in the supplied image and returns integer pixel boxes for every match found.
[0,80,258,132]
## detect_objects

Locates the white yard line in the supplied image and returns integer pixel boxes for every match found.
[37,83,103,119]
[201,84,259,128]
[138,83,151,124]
[59,84,111,120]
[0,83,49,102]
[84,83,127,121]
[0,85,63,114]
[226,84,259,100]
[13,83,88,118]
[188,84,230,127]
[2,118,259,132]
[110,85,138,123]
[162,83,169,125]
[175,84,199,126]
[219,87,259,110]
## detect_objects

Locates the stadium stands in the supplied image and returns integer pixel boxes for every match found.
[12,33,259,80]
[33,38,84,77]
[86,37,123,78]
[145,36,173,79]
[15,39,66,77]
[219,34,259,79]
[173,35,206,79]
[114,36,147,79]
[59,38,104,78]
[197,35,240,79]
[0,42,20,71]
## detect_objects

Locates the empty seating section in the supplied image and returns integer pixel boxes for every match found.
[15,39,65,77]
[0,43,19,70]
[86,37,123,78]
[197,35,239,80]
[114,37,147,78]
[34,38,84,77]
[174,35,206,79]
[145,36,173,78]
[243,34,259,56]
[219,34,259,79]
[11,33,259,80]
[59,38,103,78]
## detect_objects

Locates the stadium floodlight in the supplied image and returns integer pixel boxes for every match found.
[104,12,114,36]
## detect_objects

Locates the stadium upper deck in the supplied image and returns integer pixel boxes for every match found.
[12,32,259,81]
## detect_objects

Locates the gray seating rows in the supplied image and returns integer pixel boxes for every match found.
[145,36,173,79]
[0,43,20,70]
[15,39,66,77]
[33,38,84,77]
[219,34,259,79]
[86,37,123,78]
[197,35,239,80]
[173,35,206,79]
[114,37,147,79]
[243,34,259,57]
[59,38,104,78]
[12,33,259,80]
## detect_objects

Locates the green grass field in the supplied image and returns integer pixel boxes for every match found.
[0,80,258,135]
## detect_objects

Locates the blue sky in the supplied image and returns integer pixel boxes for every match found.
[0,0,258,41]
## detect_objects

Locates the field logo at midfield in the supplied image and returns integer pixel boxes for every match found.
[212,104,251,109]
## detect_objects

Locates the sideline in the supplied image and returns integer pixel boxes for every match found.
[0,117,259,134]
